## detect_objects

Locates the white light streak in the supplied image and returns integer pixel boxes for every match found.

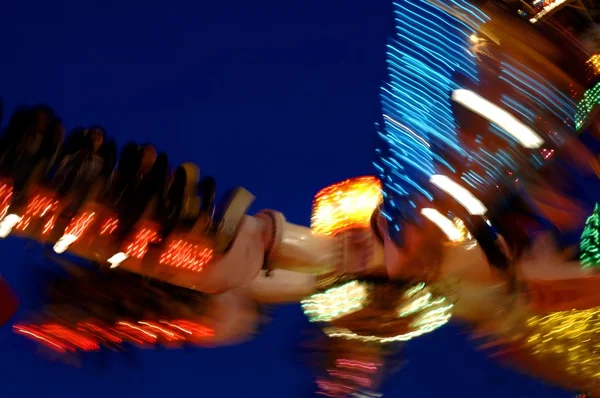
[452,89,544,148]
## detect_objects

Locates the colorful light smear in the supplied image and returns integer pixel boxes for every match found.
[63,212,96,239]
[579,203,600,269]
[529,0,570,23]
[15,193,59,233]
[304,281,453,344]
[587,54,600,79]
[0,182,13,221]
[451,89,544,148]
[523,307,600,388]
[123,222,161,259]
[420,208,464,242]
[461,58,576,191]
[99,216,119,236]
[499,61,575,129]
[311,176,382,236]
[576,82,600,130]
[14,319,214,353]
[318,359,381,397]
[302,281,368,323]
[374,0,488,237]
[374,0,578,240]
[54,212,98,253]
[159,237,214,273]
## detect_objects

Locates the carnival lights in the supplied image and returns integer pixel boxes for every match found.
[0,182,12,222]
[321,283,453,344]
[0,192,60,238]
[587,54,600,78]
[311,176,382,236]
[53,212,97,254]
[529,0,570,23]
[375,0,488,233]
[106,222,162,268]
[430,175,487,215]
[523,307,600,383]
[420,208,465,243]
[158,237,214,273]
[14,320,214,353]
[452,217,472,241]
[580,203,600,269]
[451,89,544,149]
[576,82,600,130]
[301,281,369,323]
[302,279,453,345]
[500,61,576,128]
[2,0,600,395]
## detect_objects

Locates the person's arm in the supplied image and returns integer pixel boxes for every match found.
[249,269,318,304]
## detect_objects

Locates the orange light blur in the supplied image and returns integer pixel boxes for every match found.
[311,176,382,236]
[16,194,59,232]
[0,182,13,221]
[41,324,100,351]
[159,320,214,340]
[587,54,600,77]
[78,322,123,344]
[116,321,158,344]
[14,319,214,353]
[123,222,161,259]
[159,238,214,272]
[42,215,57,235]
[138,321,185,342]
[13,325,70,353]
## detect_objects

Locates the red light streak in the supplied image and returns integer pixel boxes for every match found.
[158,238,214,272]
[13,325,69,353]
[99,217,119,235]
[14,319,214,353]
[63,212,96,241]
[16,194,59,232]
[42,324,100,351]
[123,223,161,259]
[335,359,379,373]
[0,182,13,221]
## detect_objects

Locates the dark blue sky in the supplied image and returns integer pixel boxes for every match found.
[0,0,574,396]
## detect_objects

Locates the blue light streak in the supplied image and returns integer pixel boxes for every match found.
[374,0,487,240]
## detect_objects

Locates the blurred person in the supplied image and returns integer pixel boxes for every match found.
[108,143,168,239]
[0,105,61,207]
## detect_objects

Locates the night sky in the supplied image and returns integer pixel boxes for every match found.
[0,0,576,396]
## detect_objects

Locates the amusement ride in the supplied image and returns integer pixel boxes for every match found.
[2,0,600,396]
